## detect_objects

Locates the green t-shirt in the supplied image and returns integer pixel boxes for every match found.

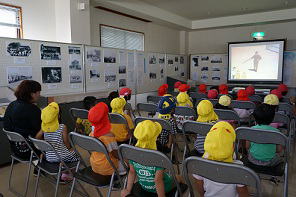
[129,160,173,193]
[249,124,279,161]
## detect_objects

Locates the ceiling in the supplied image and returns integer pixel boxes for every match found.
[141,0,296,20]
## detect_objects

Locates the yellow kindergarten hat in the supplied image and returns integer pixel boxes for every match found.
[219,95,231,107]
[203,121,236,163]
[197,100,218,122]
[111,97,126,115]
[41,102,59,132]
[134,120,162,150]
[264,94,279,106]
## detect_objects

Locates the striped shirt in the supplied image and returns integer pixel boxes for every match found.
[194,121,217,154]
[44,124,78,163]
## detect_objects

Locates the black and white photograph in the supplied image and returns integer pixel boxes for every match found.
[42,67,62,83]
[68,46,81,54]
[175,56,179,62]
[119,79,126,87]
[159,57,165,64]
[181,72,185,77]
[87,47,101,62]
[167,58,174,65]
[70,74,82,83]
[7,66,32,86]
[90,69,100,79]
[212,66,221,71]
[7,42,31,57]
[69,60,82,70]
[119,66,126,74]
[210,56,223,63]
[105,74,116,82]
[149,72,157,79]
[104,49,117,63]
[192,56,199,67]
[212,77,221,80]
[40,44,61,60]
[149,55,157,64]
[180,56,184,64]
[201,56,209,61]
[201,66,209,71]
[175,66,179,72]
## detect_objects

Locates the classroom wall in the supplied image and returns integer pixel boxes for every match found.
[188,20,296,54]
[90,7,181,54]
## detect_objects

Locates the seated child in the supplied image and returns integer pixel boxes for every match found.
[198,84,207,94]
[207,89,218,99]
[37,102,79,181]
[157,96,178,152]
[88,102,124,175]
[119,87,134,118]
[234,89,253,123]
[194,121,249,197]
[278,83,288,96]
[246,103,283,167]
[174,81,182,93]
[194,100,218,156]
[110,97,134,143]
[121,120,177,197]
[214,95,233,110]
[263,94,281,129]
[271,89,283,102]
[218,84,228,95]
[107,91,119,112]
[246,86,255,97]
[76,96,96,135]
[158,84,169,96]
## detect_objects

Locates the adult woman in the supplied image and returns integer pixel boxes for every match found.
[4,80,42,160]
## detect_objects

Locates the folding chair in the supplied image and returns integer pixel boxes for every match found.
[147,95,162,104]
[189,92,207,100]
[69,108,89,132]
[249,95,263,103]
[278,103,295,137]
[183,156,262,197]
[182,121,214,161]
[118,144,184,196]
[68,132,124,197]
[214,109,241,126]
[273,112,292,150]
[124,102,136,119]
[235,127,289,197]
[136,103,157,117]
[28,136,79,197]
[174,106,197,130]
[3,129,36,197]
[109,113,133,144]
[231,100,256,110]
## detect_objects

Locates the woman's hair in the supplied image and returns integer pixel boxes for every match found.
[14,80,41,102]
[253,103,275,125]
[83,96,97,110]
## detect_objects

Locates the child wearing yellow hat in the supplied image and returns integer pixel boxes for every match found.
[193,100,218,156]
[121,120,177,197]
[36,102,79,181]
[110,97,134,143]
[194,121,249,197]
[214,95,233,111]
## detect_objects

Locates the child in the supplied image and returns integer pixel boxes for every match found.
[198,84,207,94]
[119,87,133,118]
[157,96,178,152]
[193,100,218,156]
[36,102,79,181]
[121,120,177,197]
[88,102,124,175]
[110,97,134,143]
[194,121,249,197]
[158,84,169,96]
[214,95,233,110]
[207,89,218,99]
[174,81,182,92]
[246,104,283,167]
[246,86,255,96]
[107,91,119,112]
[76,96,96,135]
[234,89,252,123]
[218,84,228,95]
[278,83,288,96]
[271,89,283,102]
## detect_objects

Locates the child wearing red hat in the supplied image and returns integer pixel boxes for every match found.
[119,87,133,118]
[234,89,253,123]
[277,83,288,96]
[174,81,182,92]
[198,84,207,94]
[218,84,228,95]
[207,89,218,99]
[88,102,124,175]
[158,84,169,96]
[271,89,283,101]
[246,86,255,96]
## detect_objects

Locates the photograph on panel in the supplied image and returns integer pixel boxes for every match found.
[149,55,157,64]
[210,55,223,63]
[201,56,209,61]
[180,56,184,64]
[149,72,157,79]
[68,46,81,55]
[40,44,61,60]
[105,73,116,82]
[175,66,179,72]
[90,69,100,79]
[70,73,82,83]
[104,49,117,63]
[175,56,179,63]
[119,78,126,87]
[6,42,31,57]
[167,57,174,65]
[119,65,126,74]
[7,66,33,87]
[87,47,101,62]
[192,55,199,67]
[41,67,62,83]
[160,68,164,78]
[159,56,165,64]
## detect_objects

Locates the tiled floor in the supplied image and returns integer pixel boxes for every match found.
[1,144,296,197]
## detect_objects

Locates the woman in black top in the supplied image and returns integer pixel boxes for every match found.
[4,80,42,159]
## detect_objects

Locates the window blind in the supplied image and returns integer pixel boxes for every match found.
[0,4,21,38]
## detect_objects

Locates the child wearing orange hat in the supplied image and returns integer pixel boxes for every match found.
[218,84,228,95]
[88,102,124,175]
[158,84,169,96]
[198,84,207,94]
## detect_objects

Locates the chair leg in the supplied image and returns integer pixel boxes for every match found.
[107,173,115,197]
[33,168,41,197]
[284,163,288,197]
[8,158,14,191]
[54,166,62,197]
[95,187,103,197]
[69,178,76,197]
[24,156,33,197]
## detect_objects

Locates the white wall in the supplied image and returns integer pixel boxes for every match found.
[188,20,296,54]
[90,7,181,54]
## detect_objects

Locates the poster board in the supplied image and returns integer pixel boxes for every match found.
[0,37,84,96]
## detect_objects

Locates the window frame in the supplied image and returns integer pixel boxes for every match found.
[0,2,23,38]
[100,24,145,51]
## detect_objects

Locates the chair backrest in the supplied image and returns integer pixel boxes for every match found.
[235,127,289,161]
[214,109,241,126]
[183,156,262,197]
[182,120,213,136]
[147,95,162,104]
[231,100,256,109]
[136,103,157,116]
[118,144,182,195]
[189,92,207,100]
[278,103,293,116]
[174,106,197,119]
[249,95,263,103]
[3,129,27,142]
[134,117,171,131]
[124,102,136,118]
[109,113,132,135]
[273,112,290,125]
[209,99,218,106]
[69,108,88,120]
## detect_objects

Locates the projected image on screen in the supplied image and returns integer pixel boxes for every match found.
[228,40,284,82]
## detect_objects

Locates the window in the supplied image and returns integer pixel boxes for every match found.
[0,3,22,38]
[100,25,144,51]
